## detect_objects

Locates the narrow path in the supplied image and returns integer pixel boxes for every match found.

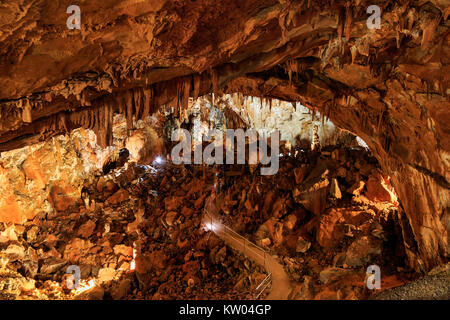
[203,197,292,300]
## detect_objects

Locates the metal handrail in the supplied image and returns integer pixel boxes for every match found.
[203,198,272,299]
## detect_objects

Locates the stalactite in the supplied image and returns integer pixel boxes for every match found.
[176,80,181,118]
[125,90,134,131]
[210,68,219,95]
[337,7,344,40]
[181,76,191,121]
[193,74,201,101]
[350,46,357,64]
[88,108,94,130]
[105,100,113,147]
[133,89,142,120]
[117,94,125,115]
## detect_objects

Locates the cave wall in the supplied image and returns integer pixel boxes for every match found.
[0,129,104,224]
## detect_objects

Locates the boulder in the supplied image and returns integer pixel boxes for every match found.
[294,166,308,184]
[113,245,133,257]
[98,267,117,283]
[110,279,132,300]
[106,189,129,205]
[347,181,365,196]
[364,171,397,203]
[165,211,178,227]
[40,258,67,274]
[293,163,330,215]
[296,237,311,253]
[319,267,355,284]
[75,286,104,300]
[4,244,25,260]
[343,236,383,267]
[77,220,96,238]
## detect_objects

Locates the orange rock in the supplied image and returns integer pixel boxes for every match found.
[181,206,194,218]
[182,260,201,274]
[106,189,129,204]
[294,166,308,184]
[364,171,397,203]
[136,250,167,273]
[113,244,133,257]
[343,236,382,267]
[317,208,346,249]
[284,214,298,230]
[165,211,178,226]
[64,238,94,263]
[164,196,183,211]
[194,194,207,209]
[105,180,119,193]
[347,180,365,196]
[125,128,163,164]
[48,184,77,212]
[98,267,117,283]
[318,208,373,250]
[313,288,340,300]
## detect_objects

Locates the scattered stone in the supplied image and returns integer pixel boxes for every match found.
[106,189,129,205]
[296,237,311,253]
[4,244,25,260]
[77,220,96,238]
[330,178,342,199]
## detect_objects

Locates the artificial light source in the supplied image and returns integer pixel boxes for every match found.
[155,156,163,164]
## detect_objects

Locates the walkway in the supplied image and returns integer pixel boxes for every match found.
[203,196,292,300]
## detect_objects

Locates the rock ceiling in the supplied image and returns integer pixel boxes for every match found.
[0,0,448,270]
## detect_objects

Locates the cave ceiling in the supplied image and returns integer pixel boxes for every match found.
[0,0,449,270]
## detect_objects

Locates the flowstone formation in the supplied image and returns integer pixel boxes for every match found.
[0,0,448,273]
